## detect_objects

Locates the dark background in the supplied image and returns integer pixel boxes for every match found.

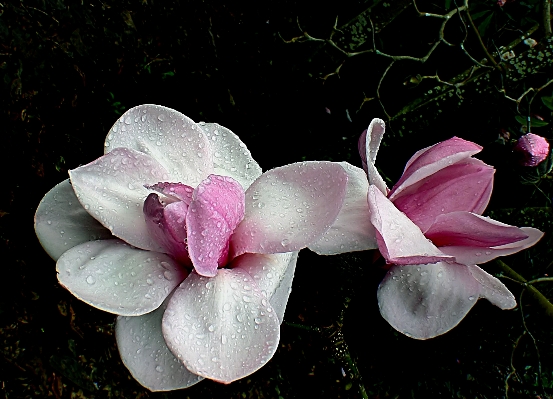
[1,0,553,398]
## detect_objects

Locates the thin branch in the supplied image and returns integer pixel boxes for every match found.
[463,0,501,69]
[518,290,543,393]
[544,0,552,38]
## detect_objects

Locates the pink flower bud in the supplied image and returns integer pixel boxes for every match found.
[514,133,550,166]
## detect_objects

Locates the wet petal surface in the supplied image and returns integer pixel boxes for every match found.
[231,161,348,257]
[104,104,213,186]
[162,269,280,383]
[116,292,203,391]
[57,239,187,316]
[34,179,112,261]
[69,147,170,252]
[309,162,377,254]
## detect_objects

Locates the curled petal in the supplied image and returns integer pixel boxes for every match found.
[187,175,245,277]
[377,263,481,339]
[34,179,111,261]
[368,185,453,265]
[231,161,348,257]
[309,163,377,254]
[57,239,187,316]
[439,227,544,265]
[468,265,516,309]
[162,269,280,383]
[360,119,388,194]
[425,212,528,247]
[389,137,483,200]
[199,123,263,190]
[116,292,203,391]
[392,159,494,232]
[104,104,214,186]
[232,251,298,322]
[143,194,191,265]
[146,182,194,205]
[69,147,170,252]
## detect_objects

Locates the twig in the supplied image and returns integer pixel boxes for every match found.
[518,290,544,393]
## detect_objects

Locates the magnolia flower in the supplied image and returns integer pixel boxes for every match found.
[359,119,543,339]
[514,133,550,167]
[35,104,376,391]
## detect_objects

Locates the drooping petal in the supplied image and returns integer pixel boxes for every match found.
[57,239,187,316]
[231,161,348,257]
[361,118,388,194]
[115,292,203,391]
[439,227,544,265]
[187,175,245,277]
[199,122,263,190]
[104,104,214,187]
[309,163,378,254]
[69,147,169,252]
[391,159,494,232]
[34,179,112,261]
[389,137,483,200]
[143,194,191,265]
[367,185,453,265]
[377,263,481,339]
[162,269,280,383]
[468,265,516,309]
[232,251,298,322]
[425,212,528,247]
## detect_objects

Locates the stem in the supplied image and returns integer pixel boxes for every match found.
[544,0,552,38]
[495,259,553,319]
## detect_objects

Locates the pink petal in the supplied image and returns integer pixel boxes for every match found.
[468,265,516,309]
[514,133,550,167]
[104,104,214,187]
[56,239,187,316]
[309,163,377,254]
[231,161,348,257]
[115,292,203,391]
[232,251,298,322]
[425,212,528,247]
[360,119,388,194]
[377,263,481,339]
[367,185,454,265]
[389,137,483,200]
[162,269,280,383]
[439,227,544,265]
[143,194,191,265]
[34,179,112,261]
[187,175,245,277]
[199,123,263,189]
[392,159,494,232]
[69,147,170,252]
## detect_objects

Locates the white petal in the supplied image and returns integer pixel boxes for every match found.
[35,179,111,261]
[309,162,377,254]
[199,123,262,190]
[162,269,280,383]
[365,118,388,194]
[69,147,169,251]
[468,265,516,309]
[57,239,187,316]
[104,104,213,186]
[232,251,298,322]
[116,292,203,391]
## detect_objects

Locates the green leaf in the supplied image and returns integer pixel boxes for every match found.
[445,0,451,10]
[478,12,494,37]
[515,115,549,127]
[541,96,553,111]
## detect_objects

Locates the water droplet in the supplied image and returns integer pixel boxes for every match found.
[281,238,290,247]
[223,303,231,311]
[86,275,96,285]
[158,114,166,122]
[437,271,443,279]
[163,270,173,281]
[155,365,164,372]
[468,296,475,301]
[208,324,215,332]
[221,334,227,344]
[146,278,153,285]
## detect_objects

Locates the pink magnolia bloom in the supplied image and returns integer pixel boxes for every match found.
[514,133,550,167]
[359,119,543,339]
[35,105,376,391]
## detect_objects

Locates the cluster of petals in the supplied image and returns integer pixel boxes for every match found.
[514,133,550,167]
[359,119,543,339]
[34,104,377,391]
